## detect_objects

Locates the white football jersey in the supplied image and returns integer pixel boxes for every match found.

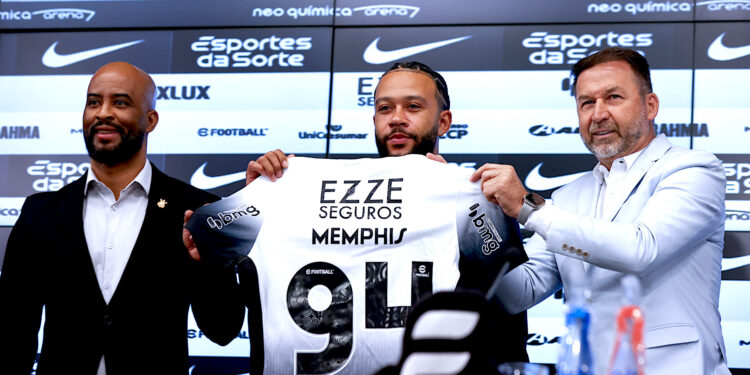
[188,155,525,375]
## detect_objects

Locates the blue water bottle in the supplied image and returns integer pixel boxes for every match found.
[557,274,594,375]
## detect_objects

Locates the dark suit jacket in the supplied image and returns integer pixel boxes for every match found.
[0,164,245,374]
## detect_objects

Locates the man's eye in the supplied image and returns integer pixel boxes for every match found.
[377,105,391,112]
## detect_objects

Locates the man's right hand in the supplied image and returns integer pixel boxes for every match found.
[246,149,294,185]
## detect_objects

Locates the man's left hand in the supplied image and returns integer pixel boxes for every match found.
[470,164,527,218]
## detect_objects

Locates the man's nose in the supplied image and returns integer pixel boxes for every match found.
[591,99,609,123]
[94,101,116,122]
[389,106,407,127]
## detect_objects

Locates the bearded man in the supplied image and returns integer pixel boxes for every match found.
[0,62,244,374]
[481,48,729,375]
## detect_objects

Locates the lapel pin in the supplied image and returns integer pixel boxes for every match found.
[157,199,167,209]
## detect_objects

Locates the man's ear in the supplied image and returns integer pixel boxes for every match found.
[645,93,659,122]
[146,110,159,133]
[437,110,452,136]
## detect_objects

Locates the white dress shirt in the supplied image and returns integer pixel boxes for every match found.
[82,161,151,375]
[525,149,644,240]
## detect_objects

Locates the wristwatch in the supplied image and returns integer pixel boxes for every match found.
[518,192,545,225]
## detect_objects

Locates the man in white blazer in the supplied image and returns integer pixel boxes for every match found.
[473,47,729,374]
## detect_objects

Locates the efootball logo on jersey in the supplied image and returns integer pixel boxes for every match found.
[468,203,502,255]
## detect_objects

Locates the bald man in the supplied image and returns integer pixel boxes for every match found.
[0,62,244,374]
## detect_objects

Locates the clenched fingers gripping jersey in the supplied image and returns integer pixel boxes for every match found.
[188,156,525,375]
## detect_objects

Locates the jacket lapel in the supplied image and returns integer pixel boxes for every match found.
[603,134,672,221]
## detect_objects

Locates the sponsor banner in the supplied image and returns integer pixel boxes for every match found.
[718,281,750,368]
[502,23,693,70]
[692,70,750,153]
[149,73,330,111]
[525,294,566,364]
[188,357,251,374]
[334,23,691,72]
[438,154,599,198]
[0,75,90,114]
[0,119,87,155]
[0,0,703,29]
[0,227,10,268]
[336,0,694,25]
[162,153,324,197]
[0,155,90,196]
[1,31,171,75]
[0,0,335,29]
[171,28,332,73]
[718,154,750,201]
[0,72,330,112]
[726,200,750,231]
[0,154,164,197]
[0,5,97,28]
[695,22,750,68]
[333,26,502,72]
[724,231,750,280]
[330,70,692,154]
[696,0,750,20]
[187,306,249,357]
[150,112,329,155]
[253,2,420,24]
[0,197,25,227]
[721,319,750,369]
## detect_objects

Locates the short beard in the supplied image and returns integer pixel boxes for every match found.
[375,125,439,157]
[84,125,145,166]
[584,117,646,160]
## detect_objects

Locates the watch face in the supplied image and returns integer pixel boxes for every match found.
[527,193,545,207]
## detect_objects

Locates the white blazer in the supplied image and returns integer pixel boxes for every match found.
[497,135,730,375]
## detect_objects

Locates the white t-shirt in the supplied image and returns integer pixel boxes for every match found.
[188,155,526,375]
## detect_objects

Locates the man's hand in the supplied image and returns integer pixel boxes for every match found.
[426,152,447,164]
[246,149,294,185]
[470,164,527,218]
[183,210,201,261]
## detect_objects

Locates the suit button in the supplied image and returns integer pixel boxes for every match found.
[582,252,590,258]
[576,249,583,255]
[569,246,576,253]
[103,314,113,327]
[562,244,569,250]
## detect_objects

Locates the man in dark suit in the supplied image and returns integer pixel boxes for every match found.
[0,62,244,374]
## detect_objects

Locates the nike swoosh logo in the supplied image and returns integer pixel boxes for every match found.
[363,36,471,65]
[722,255,750,272]
[707,33,750,61]
[190,163,245,190]
[42,39,144,68]
[524,163,588,191]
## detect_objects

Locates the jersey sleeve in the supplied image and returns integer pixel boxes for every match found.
[187,181,268,268]
[454,178,528,293]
